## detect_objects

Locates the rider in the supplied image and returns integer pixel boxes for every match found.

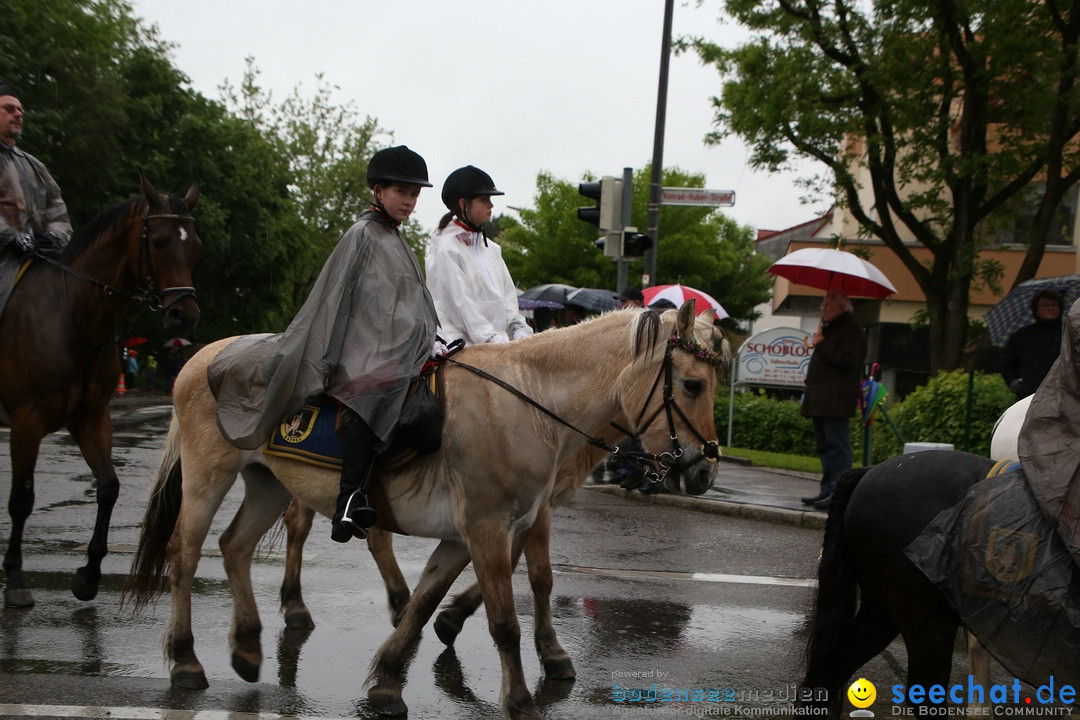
[425,165,531,346]
[207,146,439,543]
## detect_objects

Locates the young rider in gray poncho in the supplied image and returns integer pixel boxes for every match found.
[208,146,440,543]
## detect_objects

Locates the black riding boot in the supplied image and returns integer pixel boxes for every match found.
[330,411,380,543]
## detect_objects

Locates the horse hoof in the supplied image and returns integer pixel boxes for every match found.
[171,669,209,690]
[433,611,463,646]
[283,608,315,630]
[542,656,576,680]
[4,588,34,608]
[231,653,261,683]
[368,688,408,717]
[71,572,99,602]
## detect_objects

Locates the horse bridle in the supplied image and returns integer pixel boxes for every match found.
[35,209,198,312]
[444,333,721,486]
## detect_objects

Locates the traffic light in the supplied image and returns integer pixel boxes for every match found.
[622,228,653,258]
[578,176,622,258]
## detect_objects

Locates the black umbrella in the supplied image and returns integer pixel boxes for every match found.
[519,283,577,304]
[565,287,620,313]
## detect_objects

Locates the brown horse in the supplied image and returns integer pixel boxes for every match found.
[124,302,721,720]
[1,177,200,608]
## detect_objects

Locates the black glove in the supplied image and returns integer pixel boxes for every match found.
[35,232,61,255]
[13,232,35,254]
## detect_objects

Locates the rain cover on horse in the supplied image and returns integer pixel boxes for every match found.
[905,464,1080,688]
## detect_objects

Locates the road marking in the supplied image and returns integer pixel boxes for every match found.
[553,563,816,587]
[0,704,353,720]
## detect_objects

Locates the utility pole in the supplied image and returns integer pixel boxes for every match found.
[645,0,674,287]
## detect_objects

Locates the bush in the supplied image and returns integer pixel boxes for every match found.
[715,370,1014,465]
[869,370,1014,462]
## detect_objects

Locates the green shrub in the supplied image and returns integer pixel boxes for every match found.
[714,370,1014,465]
[869,370,1014,462]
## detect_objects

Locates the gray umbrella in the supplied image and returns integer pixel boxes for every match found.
[566,287,620,313]
[519,283,577,304]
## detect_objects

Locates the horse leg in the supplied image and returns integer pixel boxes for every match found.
[165,462,239,690]
[280,497,316,630]
[469,527,545,720]
[524,504,575,680]
[68,411,120,602]
[3,428,42,608]
[367,539,472,717]
[366,526,410,626]
[433,582,483,647]
[221,465,294,683]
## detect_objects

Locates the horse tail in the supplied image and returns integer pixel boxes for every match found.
[802,465,873,707]
[121,409,184,614]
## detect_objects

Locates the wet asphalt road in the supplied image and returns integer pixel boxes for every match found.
[0,414,1009,719]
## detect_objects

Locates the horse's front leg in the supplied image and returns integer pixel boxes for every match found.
[367,539,472,717]
[3,428,42,608]
[470,526,546,720]
[68,410,119,602]
[524,504,574,680]
[280,497,316,629]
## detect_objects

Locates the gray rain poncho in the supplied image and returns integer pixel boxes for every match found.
[906,298,1080,689]
[208,209,438,450]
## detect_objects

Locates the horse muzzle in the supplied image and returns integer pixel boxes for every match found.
[662,444,719,496]
[160,288,200,334]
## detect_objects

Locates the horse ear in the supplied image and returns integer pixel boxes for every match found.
[140,175,162,208]
[676,299,696,341]
[183,184,200,211]
[699,307,716,325]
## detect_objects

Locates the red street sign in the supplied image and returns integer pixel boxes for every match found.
[660,187,735,207]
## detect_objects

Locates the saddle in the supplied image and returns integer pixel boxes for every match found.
[264,367,444,472]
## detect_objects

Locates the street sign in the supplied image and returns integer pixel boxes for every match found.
[660,187,735,207]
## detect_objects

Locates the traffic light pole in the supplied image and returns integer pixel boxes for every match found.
[617,166,632,292]
[645,0,674,287]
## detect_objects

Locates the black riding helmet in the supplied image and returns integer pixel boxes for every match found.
[441,166,504,233]
[366,145,432,188]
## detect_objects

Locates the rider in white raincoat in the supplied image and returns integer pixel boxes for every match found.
[425,166,531,346]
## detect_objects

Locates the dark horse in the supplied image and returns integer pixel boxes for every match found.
[1,176,200,608]
[802,450,994,714]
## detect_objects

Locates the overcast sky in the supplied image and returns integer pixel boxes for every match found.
[128,0,829,236]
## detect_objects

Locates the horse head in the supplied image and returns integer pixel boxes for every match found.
[619,299,726,496]
[139,175,202,334]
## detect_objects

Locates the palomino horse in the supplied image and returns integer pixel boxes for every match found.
[1,177,200,608]
[801,450,1003,716]
[124,302,721,720]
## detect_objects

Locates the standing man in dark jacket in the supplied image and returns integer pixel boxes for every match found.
[800,290,868,509]
[1001,290,1063,400]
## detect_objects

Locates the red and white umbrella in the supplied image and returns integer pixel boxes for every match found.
[768,247,896,299]
[641,284,728,319]
[164,337,192,348]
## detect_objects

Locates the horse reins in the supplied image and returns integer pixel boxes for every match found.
[443,334,720,484]
[31,209,197,348]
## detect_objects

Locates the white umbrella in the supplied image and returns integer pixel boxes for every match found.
[768,248,897,299]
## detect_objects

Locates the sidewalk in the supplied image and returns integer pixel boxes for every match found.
[107,393,828,529]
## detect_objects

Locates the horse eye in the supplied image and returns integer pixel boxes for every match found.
[683,379,705,397]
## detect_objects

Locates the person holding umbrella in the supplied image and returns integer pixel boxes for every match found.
[800,290,868,509]
[426,165,531,346]
[1001,290,1063,400]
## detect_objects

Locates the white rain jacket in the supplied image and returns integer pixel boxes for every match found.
[426,221,531,345]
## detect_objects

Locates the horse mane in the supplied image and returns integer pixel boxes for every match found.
[632,309,664,358]
[61,197,143,261]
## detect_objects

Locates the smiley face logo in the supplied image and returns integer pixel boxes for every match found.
[848,678,876,708]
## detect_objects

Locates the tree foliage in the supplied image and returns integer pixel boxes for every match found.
[687,0,1080,370]
[500,166,772,322]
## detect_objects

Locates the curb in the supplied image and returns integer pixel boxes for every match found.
[585,484,827,530]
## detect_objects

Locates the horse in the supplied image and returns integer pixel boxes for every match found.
[801,449,1007,715]
[123,301,722,720]
[1,177,200,609]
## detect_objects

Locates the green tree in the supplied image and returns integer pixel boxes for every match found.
[687,0,1080,370]
[501,166,772,322]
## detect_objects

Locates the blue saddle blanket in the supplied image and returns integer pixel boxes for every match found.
[265,397,345,470]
